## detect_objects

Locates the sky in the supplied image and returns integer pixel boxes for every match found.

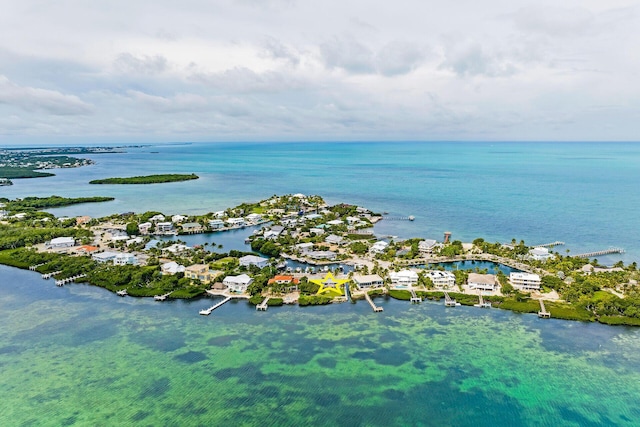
[1,0,639,144]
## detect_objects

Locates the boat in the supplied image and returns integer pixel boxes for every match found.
[116,289,128,297]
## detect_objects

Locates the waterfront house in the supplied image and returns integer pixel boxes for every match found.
[264,225,285,239]
[352,274,384,289]
[389,270,419,286]
[49,237,75,248]
[181,222,203,233]
[184,264,217,284]
[223,274,254,293]
[161,261,185,275]
[114,253,137,266]
[239,255,269,269]
[208,219,225,229]
[149,214,165,222]
[467,273,498,291]
[246,213,262,223]
[370,241,389,254]
[509,272,541,290]
[92,251,118,263]
[419,239,438,254]
[171,214,187,223]
[296,242,314,252]
[305,250,337,260]
[346,216,361,225]
[425,270,456,289]
[155,222,174,233]
[529,247,552,261]
[164,243,190,254]
[268,275,300,285]
[226,218,245,227]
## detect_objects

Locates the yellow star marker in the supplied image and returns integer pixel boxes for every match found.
[311,272,350,297]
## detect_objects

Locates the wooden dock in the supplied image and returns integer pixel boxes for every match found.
[538,300,551,318]
[55,274,86,287]
[256,297,269,311]
[443,291,459,307]
[533,241,565,248]
[154,292,173,301]
[474,293,492,308]
[573,248,625,258]
[364,292,384,312]
[410,288,422,303]
[199,296,232,315]
[42,271,62,279]
[29,263,47,271]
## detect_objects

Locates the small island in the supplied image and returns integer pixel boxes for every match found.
[89,174,199,185]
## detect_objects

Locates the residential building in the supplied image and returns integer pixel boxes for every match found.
[509,272,541,290]
[208,219,225,229]
[325,234,344,245]
[161,261,185,275]
[181,222,202,233]
[370,241,389,254]
[309,227,325,235]
[352,274,384,289]
[305,250,337,260]
[156,222,174,233]
[425,270,456,289]
[419,239,438,254]
[171,214,187,223]
[529,247,552,261]
[164,243,190,254]
[226,218,245,227]
[185,264,217,284]
[223,274,254,293]
[92,251,118,263]
[467,273,498,291]
[327,219,343,226]
[138,222,152,234]
[149,214,165,222]
[49,237,75,248]
[389,270,419,286]
[246,213,262,222]
[114,253,137,266]
[264,225,285,239]
[239,255,269,269]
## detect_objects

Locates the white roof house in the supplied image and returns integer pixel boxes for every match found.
[138,222,152,234]
[425,270,456,289]
[370,241,389,254]
[223,274,254,293]
[49,237,75,248]
[149,214,165,222]
[467,273,497,291]
[389,270,419,286]
[164,243,191,254]
[529,247,552,261]
[239,255,269,269]
[325,234,344,245]
[172,214,187,223]
[156,222,174,232]
[509,272,541,290]
[93,251,118,263]
[352,274,384,289]
[161,261,185,275]
[309,227,325,235]
[226,218,245,226]
[327,220,343,226]
[208,219,225,229]
[419,239,438,253]
[346,216,361,224]
[246,213,262,222]
[114,253,137,265]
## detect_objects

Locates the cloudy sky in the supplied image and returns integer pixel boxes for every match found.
[1,0,639,143]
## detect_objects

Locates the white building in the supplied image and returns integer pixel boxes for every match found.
[226,218,245,227]
[419,239,438,254]
[208,219,225,229]
[309,227,325,235]
[93,251,118,263]
[138,222,152,234]
[510,272,541,290]
[325,234,344,245]
[114,253,138,265]
[246,213,262,223]
[353,274,384,289]
[223,274,254,293]
[239,255,269,269]
[49,237,75,248]
[264,225,285,239]
[172,214,187,223]
[389,270,419,286]
[467,273,498,291]
[327,220,343,226]
[424,270,456,289]
[164,243,191,254]
[529,247,552,261]
[305,250,337,260]
[156,222,174,233]
[161,261,185,275]
[370,241,389,254]
[149,214,165,222]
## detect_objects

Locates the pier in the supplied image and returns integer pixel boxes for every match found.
[199,296,232,315]
[364,292,384,312]
[55,274,86,287]
[41,271,62,279]
[409,288,422,303]
[533,241,565,248]
[538,300,551,318]
[474,292,492,308]
[256,297,270,311]
[154,292,172,301]
[573,248,625,258]
[382,215,415,221]
[443,291,459,307]
[29,263,47,271]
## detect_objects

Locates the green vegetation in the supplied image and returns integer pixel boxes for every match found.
[496,298,540,313]
[544,301,594,322]
[89,174,199,184]
[298,295,332,306]
[0,167,54,179]
[0,224,92,251]
[388,289,411,300]
[2,195,114,212]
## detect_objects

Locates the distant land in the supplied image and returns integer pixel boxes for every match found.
[89,174,199,185]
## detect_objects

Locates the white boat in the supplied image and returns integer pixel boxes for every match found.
[116,289,128,297]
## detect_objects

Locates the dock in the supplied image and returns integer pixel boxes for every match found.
[29,263,47,271]
[41,271,62,279]
[199,296,232,315]
[154,292,173,301]
[116,289,128,297]
[55,274,86,287]
[533,241,565,248]
[573,248,625,258]
[409,288,422,303]
[364,292,384,312]
[256,297,269,311]
[538,300,551,318]
[474,292,492,308]
[382,215,415,221]
[443,291,459,307]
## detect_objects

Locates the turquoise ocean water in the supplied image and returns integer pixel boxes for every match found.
[2,141,640,425]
